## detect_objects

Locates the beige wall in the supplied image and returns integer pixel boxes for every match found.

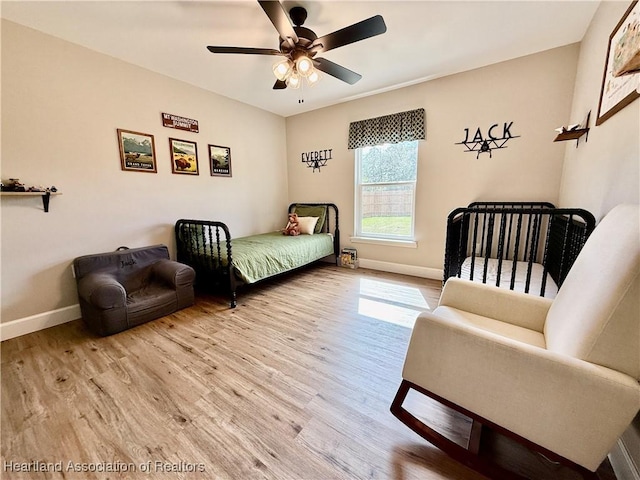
[559,2,640,475]
[1,20,288,323]
[286,45,580,273]
[559,1,640,220]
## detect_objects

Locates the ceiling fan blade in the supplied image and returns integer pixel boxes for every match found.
[313,58,362,85]
[273,79,287,90]
[314,15,387,54]
[207,46,282,55]
[258,0,298,44]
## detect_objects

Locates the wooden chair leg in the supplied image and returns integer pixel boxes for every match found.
[468,419,484,455]
[390,380,601,480]
[390,380,524,480]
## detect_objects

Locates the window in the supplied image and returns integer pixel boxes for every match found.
[355,140,418,241]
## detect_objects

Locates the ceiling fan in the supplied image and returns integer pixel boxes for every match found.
[207,1,387,90]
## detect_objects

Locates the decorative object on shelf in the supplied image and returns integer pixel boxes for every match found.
[455,122,520,159]
[169,138,199,175]
[339,247,358,269]
[596,1,640,125]
[25,184,56,192]
[301,148,332,172]
[117,129,157,173]
[1,178,26,192]
[161,112,199,133]
[554,111,591,147]
[209,144,232,177]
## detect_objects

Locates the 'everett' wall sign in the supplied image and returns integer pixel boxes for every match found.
[301,149,333,172]
[455,122,520,159]
[162,113,199,133]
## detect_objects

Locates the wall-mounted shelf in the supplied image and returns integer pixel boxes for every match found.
[554,128,589,146]
[553,111,590,148]
[0,191,61,212]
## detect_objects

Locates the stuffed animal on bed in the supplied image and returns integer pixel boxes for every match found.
[282,213,300,236]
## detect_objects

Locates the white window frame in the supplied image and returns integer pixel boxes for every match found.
[353,142,418,246]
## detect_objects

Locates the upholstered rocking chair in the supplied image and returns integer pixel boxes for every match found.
[391,204,640,479]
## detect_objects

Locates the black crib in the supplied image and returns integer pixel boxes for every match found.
[444,202,596,297]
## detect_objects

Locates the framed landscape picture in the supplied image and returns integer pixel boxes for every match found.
[209,144,232,177]
[117,129,157,173]
[596,1,640,125]
[169,138,199,175]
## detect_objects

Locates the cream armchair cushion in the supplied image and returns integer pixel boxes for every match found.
[545,205,640,378]
[394,204,640,475]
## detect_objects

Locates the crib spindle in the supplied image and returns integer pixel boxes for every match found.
[482,212,496,284]
[495,213,508,287]
[505,213,515,261]
[508,213,523,290]
[469,212,480,281]
[539,215,555,297]
[455,212,468,280]
[558,214,573,285]
[524,215,536,293]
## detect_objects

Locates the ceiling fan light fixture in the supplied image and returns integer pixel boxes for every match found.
[307,70,320,86]
[273,59,293,81]
[295,55,314,77]
[286,73,301,89]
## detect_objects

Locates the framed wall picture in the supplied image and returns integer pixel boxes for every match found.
[596,1,640,125]
[209,144,232,177]
[169,138,199,175]
[117,129,157,173]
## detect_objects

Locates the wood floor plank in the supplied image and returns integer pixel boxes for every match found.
[0,264,617,479]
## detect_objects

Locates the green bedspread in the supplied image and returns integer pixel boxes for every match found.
[230,231,334,284]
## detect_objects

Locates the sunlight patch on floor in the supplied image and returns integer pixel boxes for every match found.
[357,278,432,328]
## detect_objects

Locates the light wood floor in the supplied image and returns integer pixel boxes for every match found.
[1,264,616,480]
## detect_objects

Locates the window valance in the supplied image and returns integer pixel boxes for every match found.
[347,108,425,149]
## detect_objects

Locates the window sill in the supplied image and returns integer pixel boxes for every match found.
[350,236,417,248]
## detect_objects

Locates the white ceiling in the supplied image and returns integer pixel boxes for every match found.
[2,1,600,117]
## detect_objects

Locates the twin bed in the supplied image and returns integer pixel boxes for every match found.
[175,203,339,307]
[444,202,596,298]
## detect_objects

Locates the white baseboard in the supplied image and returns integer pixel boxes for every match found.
[358,258,443,281]
[610,438,640,480]
[1,304,81,341]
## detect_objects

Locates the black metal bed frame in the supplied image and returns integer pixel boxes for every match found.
[444,202,596,296]
[175,203,339,308]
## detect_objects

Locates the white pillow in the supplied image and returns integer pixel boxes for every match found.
[297,216,319,235]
